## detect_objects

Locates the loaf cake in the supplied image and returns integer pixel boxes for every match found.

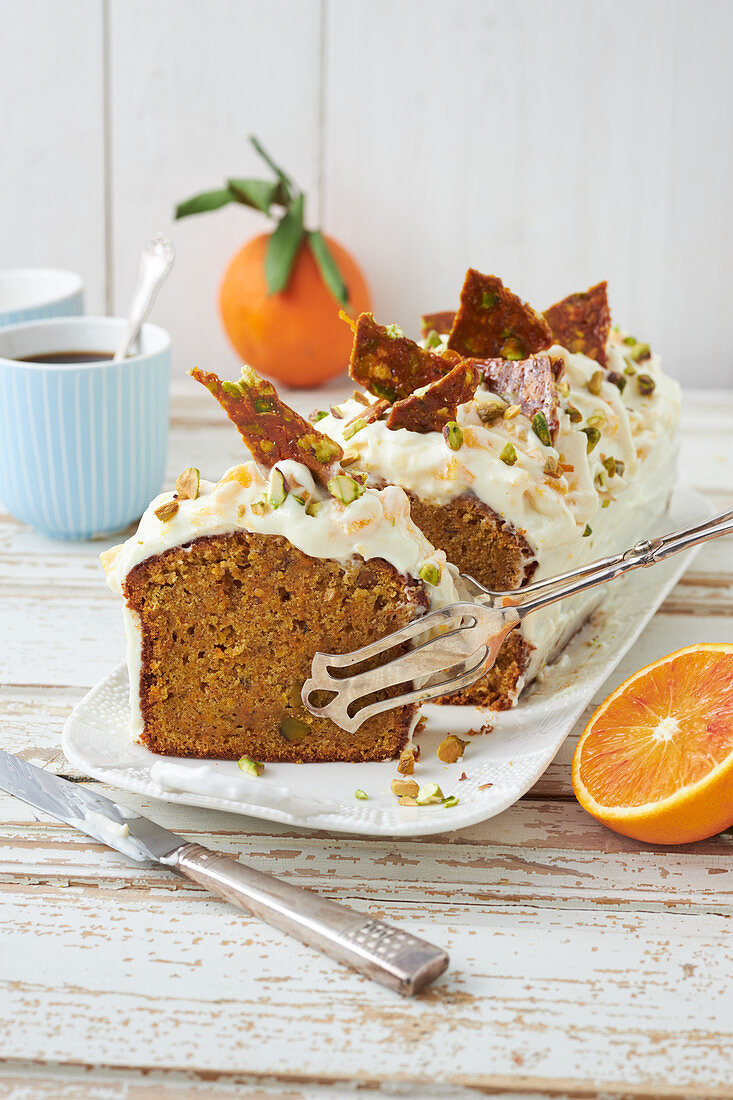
[102,367,460,761]
[318,270,681,708]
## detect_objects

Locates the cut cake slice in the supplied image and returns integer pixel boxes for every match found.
[102,369,459,761]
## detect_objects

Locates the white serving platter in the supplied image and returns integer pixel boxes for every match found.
[63,485,710,837]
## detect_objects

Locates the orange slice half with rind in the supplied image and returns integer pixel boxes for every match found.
[572,643,733,844]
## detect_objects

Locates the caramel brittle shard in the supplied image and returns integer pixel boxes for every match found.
[544,280,611,368]
[349,313,451,402]
[420,310,457,339]
[386,362,481,433]
[447,269,553,360]
[477,354,564,443]
[345,397,390,429]
[190,366,343,486]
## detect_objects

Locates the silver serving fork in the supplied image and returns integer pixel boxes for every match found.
[302,508,733,733]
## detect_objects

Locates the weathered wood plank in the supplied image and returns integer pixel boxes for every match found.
[1,888,731,1089]
[1,792,730,915]
[0,1061,485,1100]
[0,1062,729,1100]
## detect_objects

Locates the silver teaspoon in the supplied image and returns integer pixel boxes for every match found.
[113,233,175,361]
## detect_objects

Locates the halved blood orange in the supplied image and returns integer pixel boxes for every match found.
[572,643,733,844]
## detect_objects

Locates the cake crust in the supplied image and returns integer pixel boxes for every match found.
[123,531,429,762]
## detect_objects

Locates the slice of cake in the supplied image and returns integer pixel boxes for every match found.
[318,270,681,709]
[102,367,460,761]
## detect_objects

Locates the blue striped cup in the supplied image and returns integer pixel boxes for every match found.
[0,268,84,327]
[0,317,171,539]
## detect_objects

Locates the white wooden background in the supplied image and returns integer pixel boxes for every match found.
[2,0,733,387]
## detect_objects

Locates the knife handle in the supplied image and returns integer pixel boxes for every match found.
[171,842,448,996]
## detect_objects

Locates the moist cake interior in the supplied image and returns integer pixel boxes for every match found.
[123,530,428,762]
[406,492,535,706]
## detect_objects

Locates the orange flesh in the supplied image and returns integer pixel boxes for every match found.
[578,650,733,808]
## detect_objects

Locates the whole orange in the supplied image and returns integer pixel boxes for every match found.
[219,233,371,388]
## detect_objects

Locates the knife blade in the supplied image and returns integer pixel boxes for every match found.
[0,748,184,862]
[0,749,449,995]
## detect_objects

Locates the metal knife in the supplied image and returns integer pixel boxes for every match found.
[0,750,448,995]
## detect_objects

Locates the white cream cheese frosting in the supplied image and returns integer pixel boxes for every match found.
[102,460,462,739]
[318,332,681,695]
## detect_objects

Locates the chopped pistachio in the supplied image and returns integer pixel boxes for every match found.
[531,411,552,447]
[623,334,637,346]
[419,560,441,586]
[354,789,369,800]
[566,403,583,423]
[476,396,507,423]
[313,439,339,464]
[499,442,517,466]
[602,455,618,478]
[268,468,287,509]
[305,500,323,517]
[238,756,264,776]
[222,380,243,398]
[250,496,268,516]
[398,796,418,807]
[594,471,605,490]
[339,451,360,468]
[342,417,367,441]
[543,455,562,479]
[481,289,499,310]
[310,409,328,422]
[425,330,442,348]
[587,412,606,429]
[556,379,570,397]
[176,466,200,501]
[385,322,404,339]
[588,370,604,396]
[582,524,592,538]
[503,403,521,420]
[287,682,304,709]
[624,363,637,376]
[329,404,343,419]
[391,777,419,798]
[581,426,601,453]
[637,373,656,396]
[442,421,463,451]
[415,782,444,805]
[154,499,179,522]
[328,474,365,505]
[280,716,310,743]
[442,795,460,808]
[500,337,524,361]
[601,498,611,508]
[352,389,370,405]
[615,459,625,477]
[437,735,467,763]
[630,343,651,362]
[397,749,416,775]
[607,370,627,393]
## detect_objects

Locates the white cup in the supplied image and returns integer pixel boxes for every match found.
[0,268,84,328]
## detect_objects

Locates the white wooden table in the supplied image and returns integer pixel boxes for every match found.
[1,383,732,1100]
